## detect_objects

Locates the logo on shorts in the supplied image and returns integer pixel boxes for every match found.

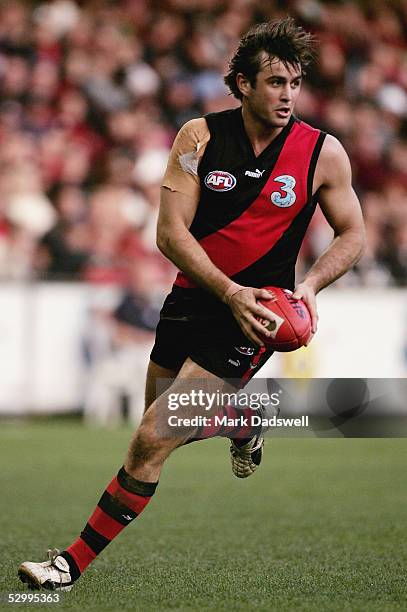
[235,346,255,356]
[205,170,236,192]
[228,358,240,367]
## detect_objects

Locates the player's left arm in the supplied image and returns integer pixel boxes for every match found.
[293,135,366,335]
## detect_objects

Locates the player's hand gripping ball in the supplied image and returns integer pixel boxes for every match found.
[257,286,312,351]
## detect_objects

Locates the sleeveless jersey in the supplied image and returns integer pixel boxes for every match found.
[174,107,326,291]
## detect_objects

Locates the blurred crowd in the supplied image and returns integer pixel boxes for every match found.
[0,0,406,292]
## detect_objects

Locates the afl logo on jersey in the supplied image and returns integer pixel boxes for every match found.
[204,170,237,192]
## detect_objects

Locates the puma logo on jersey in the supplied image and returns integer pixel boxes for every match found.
[245,169,265,178]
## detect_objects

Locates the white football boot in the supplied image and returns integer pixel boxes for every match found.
[18,549,74,591]
[230,394,280,478]
[230,435,264,478]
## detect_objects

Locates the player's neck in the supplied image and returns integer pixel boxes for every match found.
[241,104,284,157]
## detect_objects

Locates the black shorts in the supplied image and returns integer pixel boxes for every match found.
[150,286,274,386]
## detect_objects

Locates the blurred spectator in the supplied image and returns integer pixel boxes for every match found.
[0,0,405,288]
[83,257,162,427]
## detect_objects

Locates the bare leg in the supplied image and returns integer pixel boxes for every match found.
[17,358,244,588]
[144,360,180,414]
[125,358,235,482]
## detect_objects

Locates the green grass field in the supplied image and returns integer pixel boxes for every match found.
[1,422,406,612]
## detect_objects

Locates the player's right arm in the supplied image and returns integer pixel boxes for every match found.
[157,120,275,346]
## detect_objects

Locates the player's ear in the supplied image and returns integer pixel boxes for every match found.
[236,73,251,97]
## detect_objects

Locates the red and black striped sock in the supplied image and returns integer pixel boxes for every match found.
[195,404,261,440]
[60,467,158,580]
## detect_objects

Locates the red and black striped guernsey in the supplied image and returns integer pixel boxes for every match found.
[174,108,326,292]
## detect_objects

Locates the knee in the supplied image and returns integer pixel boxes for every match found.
[126,414,169,470]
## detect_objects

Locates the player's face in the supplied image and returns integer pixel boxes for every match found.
[240,55,302,128]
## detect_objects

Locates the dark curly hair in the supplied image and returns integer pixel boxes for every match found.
[224,18,315,100]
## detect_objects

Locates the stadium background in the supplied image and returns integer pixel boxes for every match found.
[0,3,406,610]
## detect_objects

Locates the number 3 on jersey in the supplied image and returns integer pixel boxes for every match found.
[270,175,296,208]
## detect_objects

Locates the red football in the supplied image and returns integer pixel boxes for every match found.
[257,286,312,351]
